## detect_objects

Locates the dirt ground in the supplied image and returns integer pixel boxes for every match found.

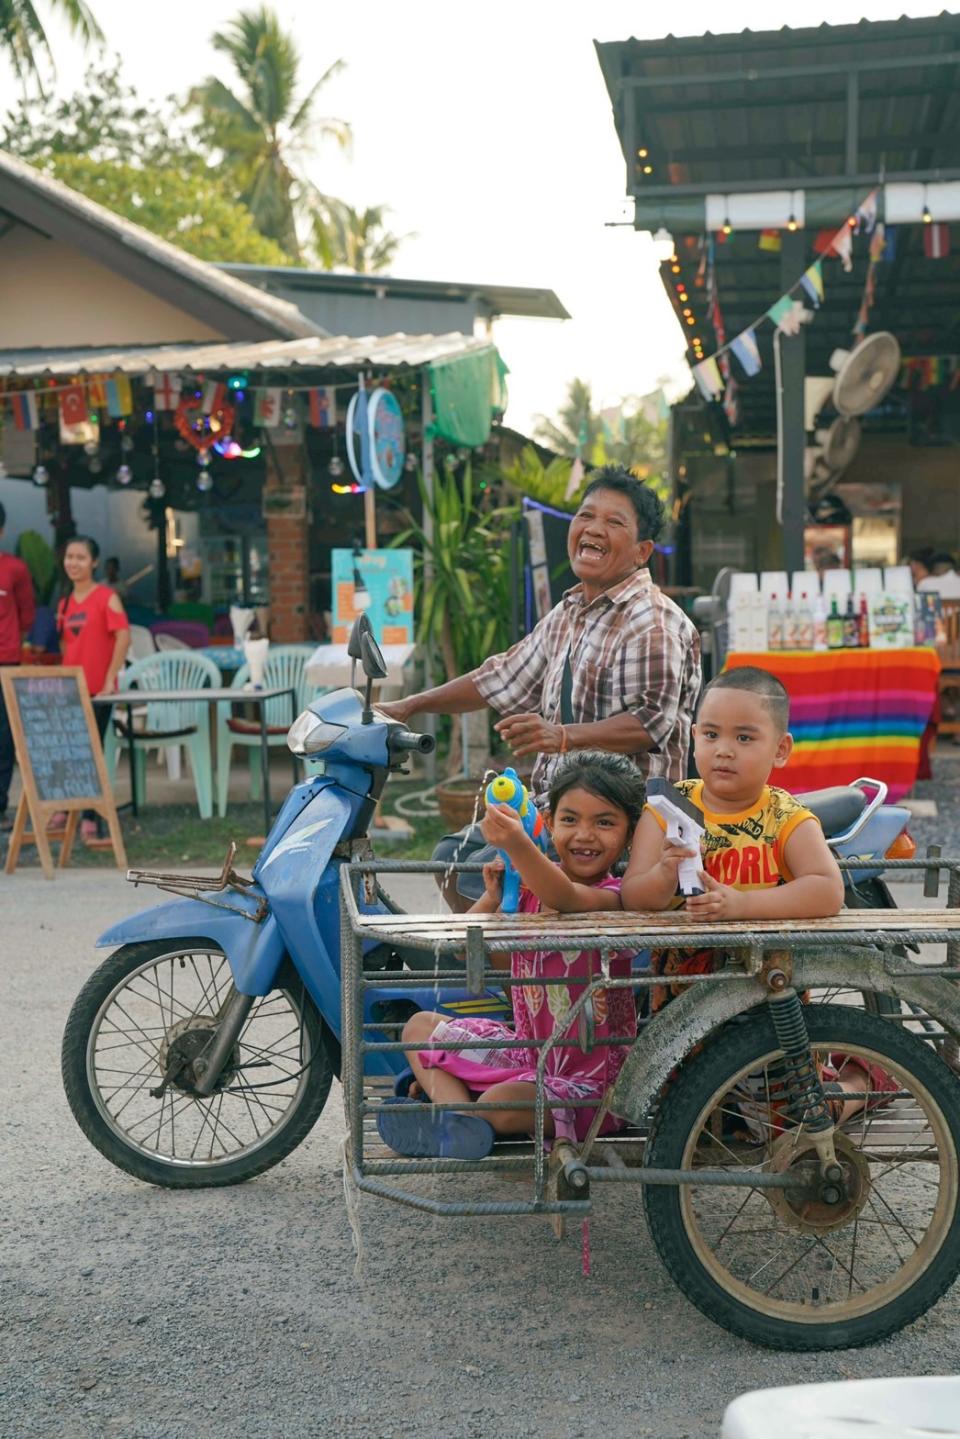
[2,869,959,1439]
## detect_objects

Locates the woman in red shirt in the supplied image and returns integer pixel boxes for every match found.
[57,536,130,839]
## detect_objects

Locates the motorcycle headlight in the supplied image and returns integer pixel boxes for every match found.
[287,710,347,757]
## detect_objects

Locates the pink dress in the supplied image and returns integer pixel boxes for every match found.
[420,875,637,1143]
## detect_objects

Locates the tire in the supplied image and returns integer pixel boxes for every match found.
[62,940,333,1188]
[643,1004,960,1350]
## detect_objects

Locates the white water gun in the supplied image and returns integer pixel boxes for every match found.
[645,778,706,897]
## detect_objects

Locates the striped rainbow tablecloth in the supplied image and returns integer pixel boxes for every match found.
[723,647,941,800]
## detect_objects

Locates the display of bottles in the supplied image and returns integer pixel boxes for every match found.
[767,593,785,651]
[813,593,828,651]
[842,593,860,648]
[826,596,844,649]
[857,594,871,648]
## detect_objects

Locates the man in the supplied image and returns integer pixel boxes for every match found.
[918,552,960,600]
[379,466,701,905]
[0,503,37,832]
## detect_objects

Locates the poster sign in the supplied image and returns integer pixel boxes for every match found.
[331,548,414,645]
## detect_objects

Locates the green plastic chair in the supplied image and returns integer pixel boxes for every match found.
[104,651,221,819]
[216,645,323,817]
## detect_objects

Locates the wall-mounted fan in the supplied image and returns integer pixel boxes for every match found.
[830,332,902,417]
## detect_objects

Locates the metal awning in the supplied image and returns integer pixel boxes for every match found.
[0,332,498,380]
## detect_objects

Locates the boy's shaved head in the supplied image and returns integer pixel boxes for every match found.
[699,667,790,733]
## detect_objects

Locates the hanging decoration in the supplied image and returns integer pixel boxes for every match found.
[59,383,89,427]
[10,392,38,431]
[758,229,782,253]
[799,260,824,308]
[152,372,182,410]
[923,223,951,259]
[730,328,762,378]
[105,374,133,418]
[308,387,336,428]
[253,388,281,427]
[173,392,236,453]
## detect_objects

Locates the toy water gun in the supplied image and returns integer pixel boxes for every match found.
[645,778,706,897]
[485,766,549,913]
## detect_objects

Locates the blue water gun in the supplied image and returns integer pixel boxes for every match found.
[484,766,549,912]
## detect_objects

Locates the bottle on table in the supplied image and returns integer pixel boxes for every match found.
[826,596,844,650]
[857,594,871,648]
[794,590,814,650]
[843,593,860,648]
[813,592,828,652]
[767,593,785,651]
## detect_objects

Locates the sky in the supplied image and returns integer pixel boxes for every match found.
[0,0,947,436]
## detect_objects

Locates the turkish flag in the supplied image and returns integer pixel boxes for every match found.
[60,384,89,427]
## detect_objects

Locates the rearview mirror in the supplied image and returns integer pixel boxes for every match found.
[360,630,388,681]
[347,612,373,660]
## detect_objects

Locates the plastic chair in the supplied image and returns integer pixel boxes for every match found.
[104,651,220,818]
[216,645,320,817]
[155,632,190,652]
[128,624,157,662]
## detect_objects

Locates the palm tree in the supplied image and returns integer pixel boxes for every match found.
[533,377,598,457]
[1,0,101,92]
[189,6,349,260]
[312,199,408,274]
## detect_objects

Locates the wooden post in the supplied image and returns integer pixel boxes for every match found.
[363,485,377,549]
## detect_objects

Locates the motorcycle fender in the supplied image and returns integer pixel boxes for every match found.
[96,898,287,997]
[612,952,960,1126]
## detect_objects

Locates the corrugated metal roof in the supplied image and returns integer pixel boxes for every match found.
[219,264,571,321]
[0,332,498,379]
[0,150,322,341]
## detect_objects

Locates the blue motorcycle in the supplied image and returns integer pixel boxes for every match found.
[61,623,510,1188]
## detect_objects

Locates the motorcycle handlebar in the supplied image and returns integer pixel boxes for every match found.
[389,728,435,756]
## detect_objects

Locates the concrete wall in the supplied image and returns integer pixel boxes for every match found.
[0,226,225,348]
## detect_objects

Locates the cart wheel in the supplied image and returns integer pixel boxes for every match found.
[644,1004,960,1350]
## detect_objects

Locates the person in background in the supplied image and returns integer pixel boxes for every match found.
[918,552,960,600]
[57,536,130,841]
[104,556,128,600]
[0,501,37,832]
[812,546,842,576]
[907,548,936,588]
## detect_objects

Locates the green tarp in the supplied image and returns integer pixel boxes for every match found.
[428,346,508,447]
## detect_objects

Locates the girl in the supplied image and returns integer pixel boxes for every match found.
[57,536,130,840]
[377,752,646,1160]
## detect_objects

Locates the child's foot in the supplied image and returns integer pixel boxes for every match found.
[376,1097,495,1159]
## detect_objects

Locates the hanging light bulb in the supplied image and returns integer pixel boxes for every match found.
[787,214,798,232]
[116,464,133,485]
[149,477,165,500]
[88,457,103,475]
[32,464,48,487]
[196,469,213,492]
[197,447,211,466]
[404,452,416,472]
[923,204,933,224]
[83,439,99,457]
[328,455,345,478]
[282,404,299,429]
[120,434,135,453]
[722,218,732,236]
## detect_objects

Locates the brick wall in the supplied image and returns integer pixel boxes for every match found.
[264,443,310,642]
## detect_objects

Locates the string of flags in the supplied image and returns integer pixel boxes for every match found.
[899,355,960,390]
[690,189,951,411]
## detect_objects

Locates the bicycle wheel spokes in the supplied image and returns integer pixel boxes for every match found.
[683,1043,953,1321]
[87,949,312,1168]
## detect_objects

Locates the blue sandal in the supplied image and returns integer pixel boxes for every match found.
[376,1096,495,1159]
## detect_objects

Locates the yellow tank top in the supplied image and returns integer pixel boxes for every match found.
[646,780,817,889]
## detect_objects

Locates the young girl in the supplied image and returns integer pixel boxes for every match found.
[377,753,646,1160]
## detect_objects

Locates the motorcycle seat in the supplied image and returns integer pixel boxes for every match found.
[795,785,867,838]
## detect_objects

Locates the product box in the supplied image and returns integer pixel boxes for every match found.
[869,591,914,649]
[914,592,944,647]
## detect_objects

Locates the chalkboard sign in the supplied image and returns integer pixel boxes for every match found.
[11,674,102,801]
[1,666,125,879]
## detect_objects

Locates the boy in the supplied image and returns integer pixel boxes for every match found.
[623,666,887,1123]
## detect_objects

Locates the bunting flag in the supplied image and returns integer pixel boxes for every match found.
[758,229,782,253]
[10,391,39,431]
[882,226,897,262]
[59,383,88,427]
[855,192,878,233]
[799,261,824,308]
[693,356,724,400]
[766,296,795,330]
[253,388,281,426]
[832,225,853,273]
[868,223,887,264]
[923,223,951,259]
[564,454,585,502]
[201,380,227,415]
[87,375,109,409]
[152,372,182,411]
[105,374,133,418]
[308,386,336,428]
[731,328,762,378]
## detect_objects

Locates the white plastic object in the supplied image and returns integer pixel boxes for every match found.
[855,568,883,594]
[645,788,705,896]
[728,572,759,600]
[722,1376,960,1439]
[791,570,820,598]
[760,570,788,599]
[821,567,852,597]
[884,564,914,593]
[230,605,255,649]
[243,637,270,690]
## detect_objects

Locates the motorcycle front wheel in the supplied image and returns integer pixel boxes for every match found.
[643,1004,960,1350]
[62,941,333,1188]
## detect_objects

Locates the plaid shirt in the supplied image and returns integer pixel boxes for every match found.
[471,569,701,802]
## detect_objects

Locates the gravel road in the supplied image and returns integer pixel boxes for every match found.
[2,869,959,1439]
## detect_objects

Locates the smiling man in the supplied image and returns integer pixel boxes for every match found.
[379,466,701,905]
